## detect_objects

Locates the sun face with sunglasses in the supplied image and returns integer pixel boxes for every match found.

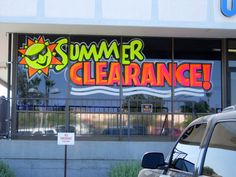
[25,43,52,69]
[19,36,62,78]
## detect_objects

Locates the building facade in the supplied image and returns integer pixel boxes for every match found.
[0,0,236,177]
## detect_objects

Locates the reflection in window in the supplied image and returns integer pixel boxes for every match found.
[174,38,221,114]
[227,40,236,60]
[174,38,221,60]
[171,124,206,173]
[202,122,236,177]
[174,60,221,114]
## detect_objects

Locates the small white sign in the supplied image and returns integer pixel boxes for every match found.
[141,104,153,113]
[57,132,75,145]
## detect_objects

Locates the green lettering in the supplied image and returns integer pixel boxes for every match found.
[55,38,68,72]
[98,41,120,60]
[78,43,98,61]
[130,39,144,61]
[69,44,80,61]
[78,40,120,62]
[122,45,131,65]
[54,39,144,66]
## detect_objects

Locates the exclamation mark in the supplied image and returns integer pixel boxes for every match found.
[202,64,212,91]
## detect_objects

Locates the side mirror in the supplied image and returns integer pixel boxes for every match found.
[174,158,194,173]
[141,152,165,169]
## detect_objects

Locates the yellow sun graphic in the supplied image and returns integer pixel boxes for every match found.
[18,36,62,78]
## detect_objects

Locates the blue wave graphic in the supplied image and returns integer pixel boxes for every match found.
[71,86,205,98]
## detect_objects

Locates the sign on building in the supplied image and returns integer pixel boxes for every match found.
[141,104,153,113]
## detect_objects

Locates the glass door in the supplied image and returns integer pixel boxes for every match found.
[228,70,236,106]
[227,40,236,106]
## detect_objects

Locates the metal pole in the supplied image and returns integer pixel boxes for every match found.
[128,100,130,139]
[119,37,123,139]
[11,33,18,139]
[221,39,227,108]
[7,33,12,100]
[171,38,175,139]
[64,145,67,177]
[64,35,70,177]
[7,33,12,138]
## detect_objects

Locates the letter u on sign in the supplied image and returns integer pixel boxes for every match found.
[221,0,236,17]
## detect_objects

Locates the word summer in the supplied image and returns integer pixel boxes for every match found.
[69,62,212,91]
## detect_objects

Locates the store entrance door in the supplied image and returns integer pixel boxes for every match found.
[228,69,236,106]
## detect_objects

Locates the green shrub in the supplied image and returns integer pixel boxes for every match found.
[0,161,15,177]
[109,161,141,177]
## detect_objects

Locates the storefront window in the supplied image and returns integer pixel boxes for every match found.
[16,34,71,135]
[174,39,222,115]
[15,34,223,138]
[68,35,122,111]
[122,37,172,112]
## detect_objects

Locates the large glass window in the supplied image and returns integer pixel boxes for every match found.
[174,39,222,115]
[17,34,69,135]
[202,122,236,177]
[15,34,222,138]
[121,37,172,136]
[122,37,172,104]
[68,35,121,101]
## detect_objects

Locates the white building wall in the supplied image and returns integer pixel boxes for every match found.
[0,0,235,29]
[0,0,37,17]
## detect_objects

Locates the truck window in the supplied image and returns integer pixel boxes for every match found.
[170,124,207,173]
[202,122,236,177]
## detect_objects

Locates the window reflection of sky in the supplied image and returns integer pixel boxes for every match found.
[203,122,236,177]
[173,144,200,166]
[17,65,67,106]
[175,60,221,112]
[203,148,236,177]
[38,71,67,105]
[172,124,206,172]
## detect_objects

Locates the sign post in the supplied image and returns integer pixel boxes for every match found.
[57,132,75,177]
[64,145,67,177]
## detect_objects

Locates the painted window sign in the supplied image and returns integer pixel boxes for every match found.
[221,0,236,17]
[18,36,213,98]
[18,37,62,77]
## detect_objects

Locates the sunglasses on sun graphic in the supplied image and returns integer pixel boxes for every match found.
[25,46,48,61]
